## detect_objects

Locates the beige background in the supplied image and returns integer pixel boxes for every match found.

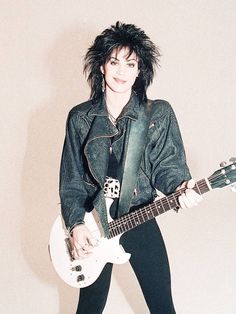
[1,1,236,313]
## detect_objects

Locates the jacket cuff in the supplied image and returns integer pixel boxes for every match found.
[68,221,85,235]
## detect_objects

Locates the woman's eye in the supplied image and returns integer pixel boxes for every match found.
[127,63,135,68]
[110,60,118,66]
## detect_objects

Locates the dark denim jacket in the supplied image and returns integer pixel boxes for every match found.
[59,93,191,236]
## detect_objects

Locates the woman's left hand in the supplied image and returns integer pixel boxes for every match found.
[177,179,203,209]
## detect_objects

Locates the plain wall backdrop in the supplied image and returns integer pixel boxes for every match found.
[1,1,236,313]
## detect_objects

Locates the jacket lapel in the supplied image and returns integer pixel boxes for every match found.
[84,98,118,187]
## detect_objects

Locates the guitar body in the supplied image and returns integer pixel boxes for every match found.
[49,160,236,288]
[49,207,131,288]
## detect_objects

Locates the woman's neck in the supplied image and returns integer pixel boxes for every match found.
[104,89,132,119]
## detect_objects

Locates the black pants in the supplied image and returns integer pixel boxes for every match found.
[76,219,176,314]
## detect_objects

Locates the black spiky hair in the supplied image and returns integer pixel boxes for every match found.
[84,21,160,101]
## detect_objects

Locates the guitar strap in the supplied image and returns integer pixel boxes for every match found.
[117,100,153,216]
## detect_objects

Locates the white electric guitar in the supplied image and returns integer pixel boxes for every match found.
[49,159,236,288]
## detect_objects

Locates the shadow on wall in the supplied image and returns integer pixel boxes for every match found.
[20,24,147,313]
[20,25,92,314]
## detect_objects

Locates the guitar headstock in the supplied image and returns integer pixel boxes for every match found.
[208,157,236,190]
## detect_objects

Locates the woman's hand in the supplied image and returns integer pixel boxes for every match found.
[70,224,97,259]
[177,179,203,209]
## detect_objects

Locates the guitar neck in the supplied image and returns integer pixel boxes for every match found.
[107,178,211,239]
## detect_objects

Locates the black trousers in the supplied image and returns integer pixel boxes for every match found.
[76,219,176,314]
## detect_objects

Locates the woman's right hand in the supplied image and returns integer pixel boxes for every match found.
[70,224,97,259]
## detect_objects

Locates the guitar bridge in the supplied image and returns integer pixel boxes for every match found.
[65,237,74,261]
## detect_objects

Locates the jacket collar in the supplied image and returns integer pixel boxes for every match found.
[87,91,140,121]
[84,91,141,187]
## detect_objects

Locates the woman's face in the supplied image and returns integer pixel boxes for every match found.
[101,47,139,95]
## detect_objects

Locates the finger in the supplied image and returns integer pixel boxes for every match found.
[72,239,87,256]
[178,194,186,209]
[77,239,96,255]
[176,181,187,190]
[187,179,195,189]
[178,190,195,209]
[72,247,80,259]
[185,189,199,206]
[88,237,99,247]
[178,193,190,209]
[187,188,203,203]
[73,245,89,258]
[80,242,93,252]
[193,191,203,203]
[179,189,202,209]
[78,247,91,257]
[79,234,98,248]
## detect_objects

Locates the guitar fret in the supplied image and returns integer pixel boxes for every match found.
[126,219,133,231]
[169,194,179,209]
[195,181,202,194]
[142,208,149,221]
[118,223,124,234]
[165,196,172,210]
[107,175,225,239]
[140,208,146,223]
[158,198,166,214]
[112,227,118,237]
[128,214,136,228]
[195,179,209,194]
[173,194,179,208]
[119,220,126,233]
[132,214,141,227]
[154,203,160,216]
[112,220,125,235]
[145,205,153,220]
[123,214,135,230]
[108,228,114,239]
[125,220,132,232]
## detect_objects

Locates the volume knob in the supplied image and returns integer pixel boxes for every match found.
[72,265,82,272]
[77,274,85,282]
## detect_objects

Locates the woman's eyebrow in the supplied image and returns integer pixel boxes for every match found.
[126,58,138,62]
[110,56,119,61]
[110,56,137,62]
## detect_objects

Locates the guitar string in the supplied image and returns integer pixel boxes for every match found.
[109,184,205,236]
[108,165,235,236]
[109,180,206,233]
[108,167,235,237]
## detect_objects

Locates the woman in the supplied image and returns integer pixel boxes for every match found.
[59,21,202,314]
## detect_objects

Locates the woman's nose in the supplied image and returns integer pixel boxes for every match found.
[116,64,125,75]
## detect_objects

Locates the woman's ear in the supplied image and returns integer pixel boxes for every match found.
[136,67,140,77]
[100,65,104,74]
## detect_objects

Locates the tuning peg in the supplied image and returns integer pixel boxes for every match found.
[220,161,227,167]
[229,157,236,163]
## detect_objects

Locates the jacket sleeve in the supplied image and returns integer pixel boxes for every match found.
[59,111,88,231]
[150,101,191,195]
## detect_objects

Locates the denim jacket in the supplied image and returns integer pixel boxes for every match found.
[59,93,191,236]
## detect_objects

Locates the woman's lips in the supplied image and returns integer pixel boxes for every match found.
[114,78,127,84]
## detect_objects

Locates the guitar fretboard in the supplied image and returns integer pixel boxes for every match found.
[107,178,210,239]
